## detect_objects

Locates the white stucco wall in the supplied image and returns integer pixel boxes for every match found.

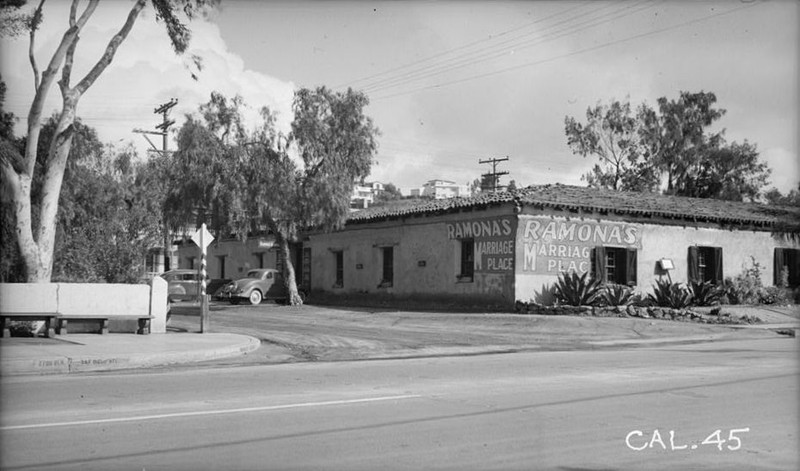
[514,213,800,301]
[307,207,518,304]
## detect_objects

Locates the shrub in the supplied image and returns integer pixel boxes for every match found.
[533,283,558,307]
[602,284,635,306]
[554,271,602,306]
[723,257,763,305]
[757,286,791,305]
[649,279,693,309]
[688,280,723,306]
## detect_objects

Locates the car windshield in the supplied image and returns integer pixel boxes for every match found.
[246,270,262,278]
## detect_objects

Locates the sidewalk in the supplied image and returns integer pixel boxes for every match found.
[0,332,260,376]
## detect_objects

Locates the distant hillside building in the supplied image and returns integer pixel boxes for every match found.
[350,181,385,209]
[410,179,468,199]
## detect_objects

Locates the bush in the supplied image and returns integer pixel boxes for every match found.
[649,279,693,309]
[602,284,635,306]
[533,283,558,307]
[554,271,602,306]
[757,286,791,305]
[723,257,763,305]
[688,280,723,306]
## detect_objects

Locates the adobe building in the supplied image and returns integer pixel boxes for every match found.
[301,184,800,308]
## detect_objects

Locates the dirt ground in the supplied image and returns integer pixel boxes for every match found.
[167,301,796,366]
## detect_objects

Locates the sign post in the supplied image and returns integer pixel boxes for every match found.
[191,223,214,333]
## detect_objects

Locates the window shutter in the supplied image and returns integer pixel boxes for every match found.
[774,248,786,287]
[688,246,699,283]
[713,247,723,284]
[625,249,638,286]
[592,246,606,283]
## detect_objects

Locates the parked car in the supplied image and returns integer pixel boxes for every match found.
[161,269,207,303]
[218,268,303,305]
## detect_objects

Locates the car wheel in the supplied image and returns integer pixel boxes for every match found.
[248,290,263,305]
[230,298,240,305]
[298,290,308,303]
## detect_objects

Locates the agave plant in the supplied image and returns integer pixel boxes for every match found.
[554,271,603,306]
[648,279,693,309]
[688,280,723,306]
[602,284,635,307]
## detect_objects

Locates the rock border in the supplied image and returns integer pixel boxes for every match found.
[514,301,763,325]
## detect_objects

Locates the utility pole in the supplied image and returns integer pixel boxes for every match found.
[479,156,510,193]
[133,98,177,156]
[133,99,178,275]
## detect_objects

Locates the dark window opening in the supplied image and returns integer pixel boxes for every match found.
[217,255,227,279]
[381,247,394,287]
[592,247,637,286]
[459,239,474,281]
[774,248,800,288]
[688,246,722,284]
[334,251,344,288]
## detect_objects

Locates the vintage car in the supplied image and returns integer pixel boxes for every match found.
[160,269,206,303]
[218,268,299,305]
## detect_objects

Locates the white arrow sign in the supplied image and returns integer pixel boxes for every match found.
[191,224,214,250]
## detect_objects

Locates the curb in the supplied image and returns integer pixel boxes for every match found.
[0,335,261,376]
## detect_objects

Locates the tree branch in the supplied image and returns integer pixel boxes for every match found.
[74,0,146,95]
[27,0,46,91]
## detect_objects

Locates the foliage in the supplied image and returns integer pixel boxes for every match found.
[374,182,403,204]
[722,257,764,305]
[679,140,770,202]
[757,286,791,306]
[565,98,658,192]
[688,280,723,307]
[764,184,800,207]
[553,271,603,306]
[533,283,558,307]
[601,284,635,307]
[648,279,693,309]
[564,91,773,201]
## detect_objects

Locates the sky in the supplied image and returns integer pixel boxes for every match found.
[1,0,798,196]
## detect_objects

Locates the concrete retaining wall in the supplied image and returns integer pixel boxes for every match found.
[0,278,169,334]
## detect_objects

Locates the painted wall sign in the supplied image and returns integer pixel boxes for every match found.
[447,217,515,272]
[519,218,641,274]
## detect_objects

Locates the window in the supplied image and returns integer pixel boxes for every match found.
[381,247,394,287]
[458,239,474,281]
[253,252,265,269]
[333,251,344,288]
[688,246,722,284]
[592,247,637,286]
[774,248,800,288]
[217,255,227,279]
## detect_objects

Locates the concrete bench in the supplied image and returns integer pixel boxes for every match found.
[0,312,58,338]
[56,315,154,335]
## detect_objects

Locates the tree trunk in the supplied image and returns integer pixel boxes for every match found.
[275,230,304,306]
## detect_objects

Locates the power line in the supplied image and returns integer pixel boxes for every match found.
[370,1,760,101]
[338,1,589,91]
[361,1,654,95]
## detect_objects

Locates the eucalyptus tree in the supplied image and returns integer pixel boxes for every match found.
[0,0,216,282]
[565,91,772,201]
[169,87,379,305]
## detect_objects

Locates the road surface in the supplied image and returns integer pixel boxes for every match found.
[1,337,797,470]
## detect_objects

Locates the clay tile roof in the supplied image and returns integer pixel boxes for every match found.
[347,183,800,232]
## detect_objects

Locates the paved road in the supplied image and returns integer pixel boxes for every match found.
[1,337,796,470]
